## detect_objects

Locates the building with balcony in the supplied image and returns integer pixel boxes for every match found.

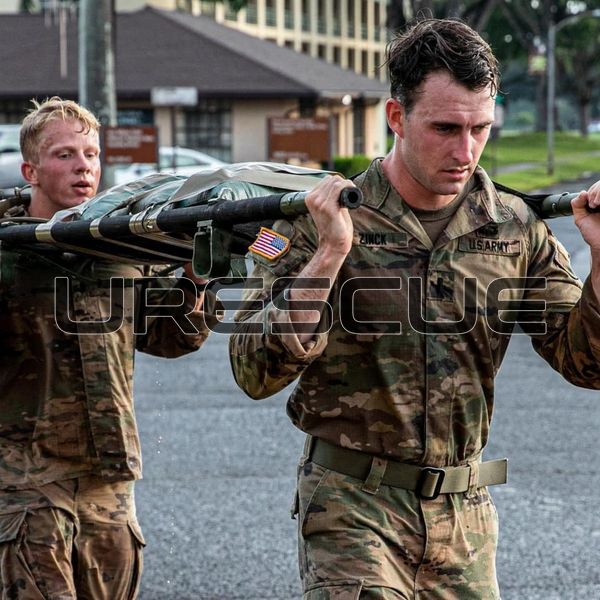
[117,0,389,81]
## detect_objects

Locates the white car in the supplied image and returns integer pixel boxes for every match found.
[589,120,600,134]
[112,146,226,186]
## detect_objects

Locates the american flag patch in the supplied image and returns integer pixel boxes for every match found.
[249,227,291,260]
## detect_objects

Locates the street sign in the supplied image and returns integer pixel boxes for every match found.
[151,87,198,107]
[103,126,158,165]
[268,117,330,163]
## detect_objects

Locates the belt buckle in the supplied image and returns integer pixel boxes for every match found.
[417,467,446,500]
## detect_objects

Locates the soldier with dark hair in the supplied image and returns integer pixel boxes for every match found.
[0,97,213,599]
[229,19,600,599]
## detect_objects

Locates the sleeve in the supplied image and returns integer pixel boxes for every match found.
[135,266,220,358]
[228,216,331,400]
[526,221,600,389]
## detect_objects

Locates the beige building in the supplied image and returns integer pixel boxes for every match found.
[117,0,389,81]
[0,8,389,163]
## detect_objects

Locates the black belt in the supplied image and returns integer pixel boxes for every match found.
[309,437,507,500]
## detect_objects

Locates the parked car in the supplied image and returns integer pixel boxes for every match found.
[589,120,600,134]
[112,146,226,186]
[0,124,26,190]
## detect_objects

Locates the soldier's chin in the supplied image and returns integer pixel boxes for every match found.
[63,195,91,208]
[435,181,466,196]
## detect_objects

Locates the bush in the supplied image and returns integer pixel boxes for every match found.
[333,155,372,177]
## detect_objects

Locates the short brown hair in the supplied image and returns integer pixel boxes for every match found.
[20,96,100,163]
[386,19,500,113]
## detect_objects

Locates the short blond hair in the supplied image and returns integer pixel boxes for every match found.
[20,96,101,163]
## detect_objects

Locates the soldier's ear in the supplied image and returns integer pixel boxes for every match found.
[21,161,39,185]
[385,98,405,138]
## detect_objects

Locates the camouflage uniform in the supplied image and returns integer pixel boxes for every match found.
[0,217,213,599]
[229,160,600,599]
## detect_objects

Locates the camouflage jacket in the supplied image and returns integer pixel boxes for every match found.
[0,238,212,489]
[229,160,600,468]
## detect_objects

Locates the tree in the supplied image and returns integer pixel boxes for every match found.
[390,1,599,133]
[19,0,79,13]
[19,0,36,11]
[498,0,600,132]
[556,17,600,135]
[387,0,502,33]
[191,0,248,11]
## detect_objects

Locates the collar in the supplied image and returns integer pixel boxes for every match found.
[355,160,513,246]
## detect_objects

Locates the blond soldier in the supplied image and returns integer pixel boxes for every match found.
[0,98,212,599]
[229,20,600,599]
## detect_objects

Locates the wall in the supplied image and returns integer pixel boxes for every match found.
[231,99,297,162]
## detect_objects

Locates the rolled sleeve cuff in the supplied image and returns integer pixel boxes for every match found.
[581,277,600,351]
[264,301,329,362]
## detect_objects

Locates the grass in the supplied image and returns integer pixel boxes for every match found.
[480,131,600,191]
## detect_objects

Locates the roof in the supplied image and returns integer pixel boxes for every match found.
[0,7,389,101]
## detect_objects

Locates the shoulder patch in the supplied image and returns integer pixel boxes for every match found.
[249,227,291,261]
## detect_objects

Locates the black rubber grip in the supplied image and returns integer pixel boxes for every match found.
[339,187,363,209]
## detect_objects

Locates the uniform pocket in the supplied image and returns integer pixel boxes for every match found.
[126,520,145,600]
[76,519,145,600]
[0,511,27,544]
[298,462,331,537]
[304,578,363,599]
[0,510,61,600]
[127,519,146,547]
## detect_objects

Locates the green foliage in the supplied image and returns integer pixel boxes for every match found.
[226,0,248,10]
[333,155,372,177]
[19,0,38,11]
[203,0,248,10]
[387,0,498,33]
[480,131,600,191]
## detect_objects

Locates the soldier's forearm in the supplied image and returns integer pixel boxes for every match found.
[288,247,345,345]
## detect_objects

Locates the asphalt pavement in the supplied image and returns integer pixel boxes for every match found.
[133,174,600,600]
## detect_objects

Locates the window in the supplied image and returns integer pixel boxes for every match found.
[246,0,258,24]
[347,0,355,37]
[332,0,341,35]
[284,0,294,28]
[266,0,277,26]
[225,4,239,20]
[301,0,310,32]
[353,101,365,154]
[333,46,341,66]
[361,50,369,76]
[0,99,30,125]
[183,100,232,162]
[317,0,326,34]
[374,51,383,75]
[348,48,355,70]
[361,0,368,39]
[200,1,215,17]
[374,2,381,41]
[318,44,326,59]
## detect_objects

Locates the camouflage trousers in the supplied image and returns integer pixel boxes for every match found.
[295,459,500,600]
[0,476,145,600]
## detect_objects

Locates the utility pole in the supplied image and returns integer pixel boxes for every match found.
[78,0,117,127]
[79,0,117,187]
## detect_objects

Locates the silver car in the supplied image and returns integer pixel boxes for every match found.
[112,146,226,186]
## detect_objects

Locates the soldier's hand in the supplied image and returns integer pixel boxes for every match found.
[572,181,600,252]
[305,175,355,258]
[182,263,207,312]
